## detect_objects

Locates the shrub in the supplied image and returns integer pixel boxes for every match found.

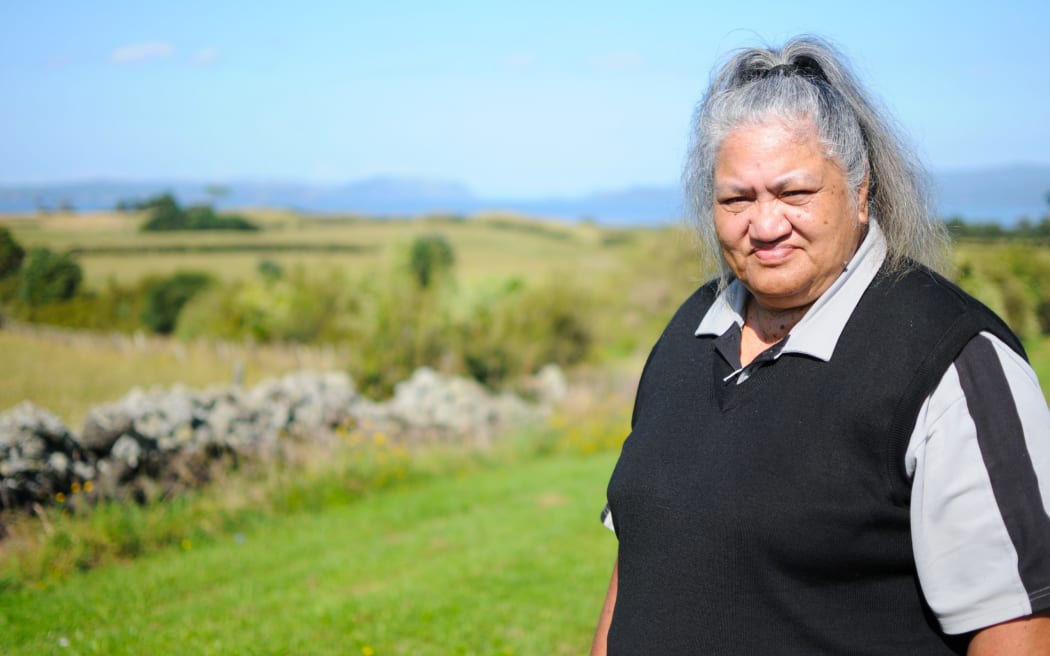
[257,259,284,281]
[0,226,25,278]
[175,267,361,345]
[408,233,455,289]
[954,243,1050,339]
[141,272,214,334]
[458,277,592,387]
[17,248,83,306]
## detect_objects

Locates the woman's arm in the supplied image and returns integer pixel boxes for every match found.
[589,557,619,656]
[968,614,1050,655]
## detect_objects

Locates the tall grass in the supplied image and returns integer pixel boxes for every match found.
[0,325,348,426]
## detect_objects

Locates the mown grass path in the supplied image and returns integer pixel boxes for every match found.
[0,451,620,655]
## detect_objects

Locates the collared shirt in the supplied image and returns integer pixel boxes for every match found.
[695,217,888,383]
[603,220,1050,634]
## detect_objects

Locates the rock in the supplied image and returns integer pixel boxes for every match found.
[80,404,134,452]
[0,365,554,511]
[533,364,568,405]
[111,435,143,469]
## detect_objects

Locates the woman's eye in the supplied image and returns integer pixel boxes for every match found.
[720,197,750,207]
[782,190,813,202]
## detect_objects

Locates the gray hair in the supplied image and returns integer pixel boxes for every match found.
[684,35,949,284]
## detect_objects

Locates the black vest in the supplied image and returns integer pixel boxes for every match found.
[606,265,1025,655]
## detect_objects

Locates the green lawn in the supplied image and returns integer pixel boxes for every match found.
[0,451,619,655]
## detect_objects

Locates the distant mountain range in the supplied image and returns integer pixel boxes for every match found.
[1,164,1047,226]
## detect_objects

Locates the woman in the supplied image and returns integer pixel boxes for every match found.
[591,36,1050,655]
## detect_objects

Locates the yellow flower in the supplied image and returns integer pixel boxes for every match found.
[83,480,94,492]
[372,432,387,446]
[55,492,66,503]
[361,646,375,656]
[181,538,192,550]
[71,482,81,494]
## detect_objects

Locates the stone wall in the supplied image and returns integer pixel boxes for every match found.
[0,365,565,511]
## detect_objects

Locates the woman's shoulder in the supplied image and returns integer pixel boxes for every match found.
[867,262,1026,359]
[663,278,722,334]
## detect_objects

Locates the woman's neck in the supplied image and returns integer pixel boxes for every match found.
[739,300,812,366]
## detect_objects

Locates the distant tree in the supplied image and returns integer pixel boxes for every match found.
[18,248,82,306]
[115,197,147,212]
[1015,218,1034,239]
[138,193,185,230]
[408,233,455,288]
[138,193,258,232]
[0,227,25,278]
[205,184,230,203]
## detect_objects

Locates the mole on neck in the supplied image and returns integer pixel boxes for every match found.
[739,300,811,366]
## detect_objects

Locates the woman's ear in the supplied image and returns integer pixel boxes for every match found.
[857,171,871,225]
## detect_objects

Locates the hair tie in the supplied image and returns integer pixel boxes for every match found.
[752,60,827,83]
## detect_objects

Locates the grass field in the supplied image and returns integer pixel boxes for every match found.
[2,210,1050,655]
[0,211,675,290]
[0,450,620,656]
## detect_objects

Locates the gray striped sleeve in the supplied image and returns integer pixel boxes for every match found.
[906,332,1050,634]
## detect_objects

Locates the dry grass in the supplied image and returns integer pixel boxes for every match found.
[0,323,350,428]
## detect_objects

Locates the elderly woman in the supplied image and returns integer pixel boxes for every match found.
[591,36,1050,655]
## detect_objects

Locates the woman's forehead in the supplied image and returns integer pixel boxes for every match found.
[713,119,842,178]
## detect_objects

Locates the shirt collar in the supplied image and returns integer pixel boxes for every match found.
[694,220,888,362]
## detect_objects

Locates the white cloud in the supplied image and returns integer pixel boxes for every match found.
[193,47,219,65]
[588,51,644,71]
[110,42,175,64]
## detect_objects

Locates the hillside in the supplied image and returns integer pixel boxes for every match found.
[3,164,1048,224]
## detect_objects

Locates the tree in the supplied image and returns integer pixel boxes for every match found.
[408,233,455,289]
[17,248,82,306]
[205,184,230,203]
[137,193,258,232]
[0,227,25,278]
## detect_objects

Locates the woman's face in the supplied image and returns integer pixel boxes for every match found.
[713,119,869,312]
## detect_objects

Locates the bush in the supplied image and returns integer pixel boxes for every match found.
[141,272,214,334]
[0,226,25,278]
[176,267,361,345]
[458,277,592,387]
[954,243,1050,339]
[17,248,83,306]
[257,259,284,281]
[408,233,455,289]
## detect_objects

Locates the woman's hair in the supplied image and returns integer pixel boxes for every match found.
[684,35,949,283]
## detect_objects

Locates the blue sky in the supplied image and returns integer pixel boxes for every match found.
[1,1,1048,197]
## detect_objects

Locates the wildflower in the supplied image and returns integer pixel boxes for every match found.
[71,482,81,494]
[83,480,94,493]
[361,646,375,656]
[372,432,387,447]
[181,538,192,551]
[55,492,66,503]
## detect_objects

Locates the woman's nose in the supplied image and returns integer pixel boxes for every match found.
[748,199,792,243]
